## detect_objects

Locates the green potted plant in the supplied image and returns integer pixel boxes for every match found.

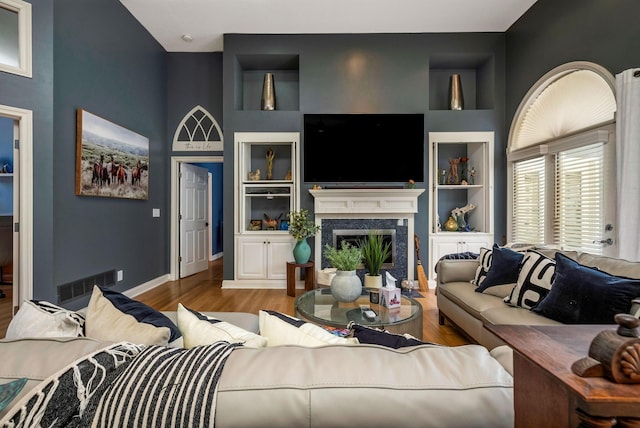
[288,209,321,264]
[359,232,391,289]
[324,242,363,302]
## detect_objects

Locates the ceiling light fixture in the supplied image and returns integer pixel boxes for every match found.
[181,34,193,42]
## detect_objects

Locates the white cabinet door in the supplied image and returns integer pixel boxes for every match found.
[429,233,492,279]
[236,236,268,279]
[236,235,293,280]
[266,237,293,280]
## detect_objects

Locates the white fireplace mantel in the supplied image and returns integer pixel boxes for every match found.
[310,188,425,280]
[309,188,425,215]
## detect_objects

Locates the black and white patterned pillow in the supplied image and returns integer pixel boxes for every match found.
[504,250,555,309]
[472,247,493,287]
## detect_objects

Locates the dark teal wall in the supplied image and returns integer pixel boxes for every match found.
[505,0,640,127]
[0,0,54,298]
[223,33,507,277]
[51,0,168,308]
[3,0,634,305]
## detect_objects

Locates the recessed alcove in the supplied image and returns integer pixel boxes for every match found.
[429,53,495,110]
[235,54,300,111]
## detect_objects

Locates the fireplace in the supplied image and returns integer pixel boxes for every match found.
[333,229,396,269]
[310,188,425,283]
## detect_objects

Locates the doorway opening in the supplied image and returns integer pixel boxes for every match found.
[0,104,33,335]
[170,155,223,280]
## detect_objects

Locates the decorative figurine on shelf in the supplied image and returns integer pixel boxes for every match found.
[451,203,477,232]
[266,147,275,180]
[469,166,476,185]
[459,156,469,183]
[446,157,460,184]
[407,179,415,189]
[285,170,292,180]
[263,213,282,230]
[248,169,261,181]
[440,169,447,185]
[436,214,442,232]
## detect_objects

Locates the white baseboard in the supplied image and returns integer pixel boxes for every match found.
[210,252,223,261]
[222,279,286,289]
[123,274,171,299]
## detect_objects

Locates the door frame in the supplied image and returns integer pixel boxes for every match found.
[170,155,223,281]
[0,104,33,308]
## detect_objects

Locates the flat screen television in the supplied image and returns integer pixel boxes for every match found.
[303,113,424,183]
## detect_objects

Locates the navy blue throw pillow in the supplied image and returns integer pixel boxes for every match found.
[99,286,181,342]
[350,323,437,349]
[532,253,640,324]
[475,244,525,293]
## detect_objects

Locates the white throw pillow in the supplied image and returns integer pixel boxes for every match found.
[504,250,555,309]
[258,310,359,347]
[5,300,85,339]
[177,303,267,348]
[472,247,492,286]
[85,285,179,346]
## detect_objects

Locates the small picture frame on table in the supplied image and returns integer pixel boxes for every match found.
[249,219,262,231]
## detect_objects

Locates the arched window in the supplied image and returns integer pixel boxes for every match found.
[507,62,616,254]
[172,105,223,152]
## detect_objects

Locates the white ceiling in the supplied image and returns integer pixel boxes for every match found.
[119,0,538,53]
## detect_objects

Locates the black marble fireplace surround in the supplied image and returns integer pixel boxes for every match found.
[320,218,408,283]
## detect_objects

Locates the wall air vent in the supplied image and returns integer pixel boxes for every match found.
[57,269,116,304]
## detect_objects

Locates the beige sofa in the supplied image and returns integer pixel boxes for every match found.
[1,309,516,427]
[436,250,640,350]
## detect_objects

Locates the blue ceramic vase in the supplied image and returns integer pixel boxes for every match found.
[293,238,311,264]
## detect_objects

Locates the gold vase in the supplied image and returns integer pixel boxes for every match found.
[448,73,464,110]
[261,73,276,111]
[444,216,458,231]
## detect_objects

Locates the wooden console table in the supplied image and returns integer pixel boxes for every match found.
[487,324,640,428]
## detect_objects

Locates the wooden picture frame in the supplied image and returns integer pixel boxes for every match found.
[75,109,149,200]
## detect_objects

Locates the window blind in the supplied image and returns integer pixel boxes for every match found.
[512,157,545,245]
[554,143,604,254]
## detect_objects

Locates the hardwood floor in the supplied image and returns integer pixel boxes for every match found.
[1,258,472,347]
[135,259,473,347]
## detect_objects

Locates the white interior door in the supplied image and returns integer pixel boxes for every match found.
[179,163,209,278]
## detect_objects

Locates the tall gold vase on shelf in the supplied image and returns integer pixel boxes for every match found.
[261,73,276,111]
[448,73,464,110]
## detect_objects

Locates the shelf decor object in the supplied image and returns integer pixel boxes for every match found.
[288,209,320,264]
[261,72,276,111]
[448,73,464,110]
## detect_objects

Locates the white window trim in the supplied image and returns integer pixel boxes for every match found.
[0,0,32,78]
[507,61,617,253]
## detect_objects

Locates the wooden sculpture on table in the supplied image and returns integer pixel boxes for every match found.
[572,313,640,383]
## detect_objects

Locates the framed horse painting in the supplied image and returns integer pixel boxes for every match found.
[75,109,149,200]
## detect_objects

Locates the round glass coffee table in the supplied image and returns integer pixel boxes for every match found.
[294,288,423,339]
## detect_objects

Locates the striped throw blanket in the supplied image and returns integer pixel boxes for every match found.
[1,342,238,428]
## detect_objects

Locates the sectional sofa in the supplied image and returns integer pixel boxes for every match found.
[0,285,515,427]
[436,245,640,350]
